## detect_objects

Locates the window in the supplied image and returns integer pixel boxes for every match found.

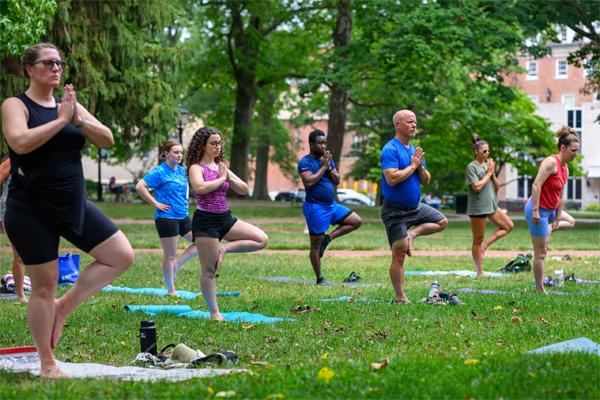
[517,176,533,199]
[526,61,538,80]
[556,59,568,79]
[561,94,575,108]
[584,60,594,78]
[560,27,568,42]
[566,177,582,201]
[567,109,583,146]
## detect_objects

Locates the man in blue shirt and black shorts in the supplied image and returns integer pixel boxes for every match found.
[381,110,448,303]
[298,129,362,284]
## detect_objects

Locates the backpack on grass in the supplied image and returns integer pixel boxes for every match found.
[500,253,532,273]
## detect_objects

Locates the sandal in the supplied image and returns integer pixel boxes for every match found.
[343,272,362,282]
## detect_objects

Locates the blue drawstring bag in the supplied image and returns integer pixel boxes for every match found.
[58,253,80,285]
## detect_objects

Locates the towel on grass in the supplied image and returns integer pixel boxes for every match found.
[261,276,376,287]
[125,304,292,324]
[0,349,244,382]
[529,337,600,356]
[102,285,240,300]
[404,270,509,277]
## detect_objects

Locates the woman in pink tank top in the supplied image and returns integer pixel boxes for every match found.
[187,127,268,320]
[526,126,579,293]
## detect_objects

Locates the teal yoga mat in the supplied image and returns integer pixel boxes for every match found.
[125,304,292,324]
[102,285,240,300]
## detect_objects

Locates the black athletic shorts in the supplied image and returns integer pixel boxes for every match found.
[381,200,445,246]
[155,217,192,238]
[4,198,118,265]
[468,214,491,219]
[192,209,237,241]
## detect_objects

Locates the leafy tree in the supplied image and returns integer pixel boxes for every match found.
[343,0,555,195]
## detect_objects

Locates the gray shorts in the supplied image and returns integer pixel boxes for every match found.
[381,200,445,246]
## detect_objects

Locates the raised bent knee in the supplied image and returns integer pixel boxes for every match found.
[472,236,484,246]
[120,247,135,269]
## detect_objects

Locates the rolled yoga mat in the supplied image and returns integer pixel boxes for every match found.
[102,285,240,300]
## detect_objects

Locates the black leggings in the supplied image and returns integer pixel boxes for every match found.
[5,199,118,265]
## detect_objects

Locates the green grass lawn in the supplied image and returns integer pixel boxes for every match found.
[1,201,599,398]
[0,252,599,398]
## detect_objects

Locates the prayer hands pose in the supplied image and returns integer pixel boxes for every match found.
[411,147,425,168]
[321,150,332,169]
[486,158,496,175]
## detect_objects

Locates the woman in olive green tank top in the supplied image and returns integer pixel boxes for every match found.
[465,135,514,276]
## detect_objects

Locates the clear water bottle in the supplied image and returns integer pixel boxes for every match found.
[428,282,440,298]
[140,320,157,355]
[554,270,564,288]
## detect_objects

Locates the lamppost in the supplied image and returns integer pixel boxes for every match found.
[177,105,189,148]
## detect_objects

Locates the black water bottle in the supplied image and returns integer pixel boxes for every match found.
[139,320,157,355]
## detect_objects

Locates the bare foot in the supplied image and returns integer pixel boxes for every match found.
[40,365,69,379]
[535,286,548,294]
[166,291,179,297]
[210,312,225,321]
[405,233,414,257]
[17,296,28,303]
[476,271,487,277]
[392,297,410,304]
[51,300,67,350]
[214,245,225,270]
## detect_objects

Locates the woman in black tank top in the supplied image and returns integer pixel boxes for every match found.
[1,43,134,378]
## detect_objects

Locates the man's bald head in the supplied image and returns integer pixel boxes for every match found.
[392,110,416,128]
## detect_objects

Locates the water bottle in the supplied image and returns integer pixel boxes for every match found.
[554,270,564,288]
[139,320,157,355]
[428,282,440,298]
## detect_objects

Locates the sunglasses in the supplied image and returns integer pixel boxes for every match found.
[32,60,66,70]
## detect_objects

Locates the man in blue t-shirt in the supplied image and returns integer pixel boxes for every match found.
[381,110,448,303]
[298,129,362,284]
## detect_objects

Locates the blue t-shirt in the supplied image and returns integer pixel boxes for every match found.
[380,138,427,208]
[143,162,189,220]
[298,154,336,205]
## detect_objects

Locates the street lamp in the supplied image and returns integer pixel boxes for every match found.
[177,105,189,147]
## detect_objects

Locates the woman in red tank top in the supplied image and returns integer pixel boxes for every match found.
[526,126,580,293]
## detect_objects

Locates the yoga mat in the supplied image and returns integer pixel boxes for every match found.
[126,306,292,324]
[459,288,571,296]
[404,270,509,277]
[124,305,193,315]
[319,296,385,303]
[180,311,293,324]
[529,337,600,356]
[0,349,244,381]
[102,285,240,300]
[0,293,18,301]
[261,276,376,287]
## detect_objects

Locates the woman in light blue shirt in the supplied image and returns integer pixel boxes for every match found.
[136,140,197,295]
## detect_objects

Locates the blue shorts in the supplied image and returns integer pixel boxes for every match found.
[303,202,352,236]
[525,198,556,237]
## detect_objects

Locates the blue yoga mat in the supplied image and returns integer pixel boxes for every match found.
[180,311,293,324]
[125,304,292,324]
[124,305,193,315]
[102,285,240,300]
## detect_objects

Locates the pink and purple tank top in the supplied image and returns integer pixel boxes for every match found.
[195,164,229,213]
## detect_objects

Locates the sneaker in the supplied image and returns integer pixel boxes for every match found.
[343,272,362,282]
[424,296,442,305]
[316,275,325,285]
[448,294,464,306]
[319,235,331,258]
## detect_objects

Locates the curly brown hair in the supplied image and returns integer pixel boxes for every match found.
[185,126,224,171]
[555,125,579,151]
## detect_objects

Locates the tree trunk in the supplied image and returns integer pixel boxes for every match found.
[327,0,352,173]
[252,91,276,200]
[229,82,256,182]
